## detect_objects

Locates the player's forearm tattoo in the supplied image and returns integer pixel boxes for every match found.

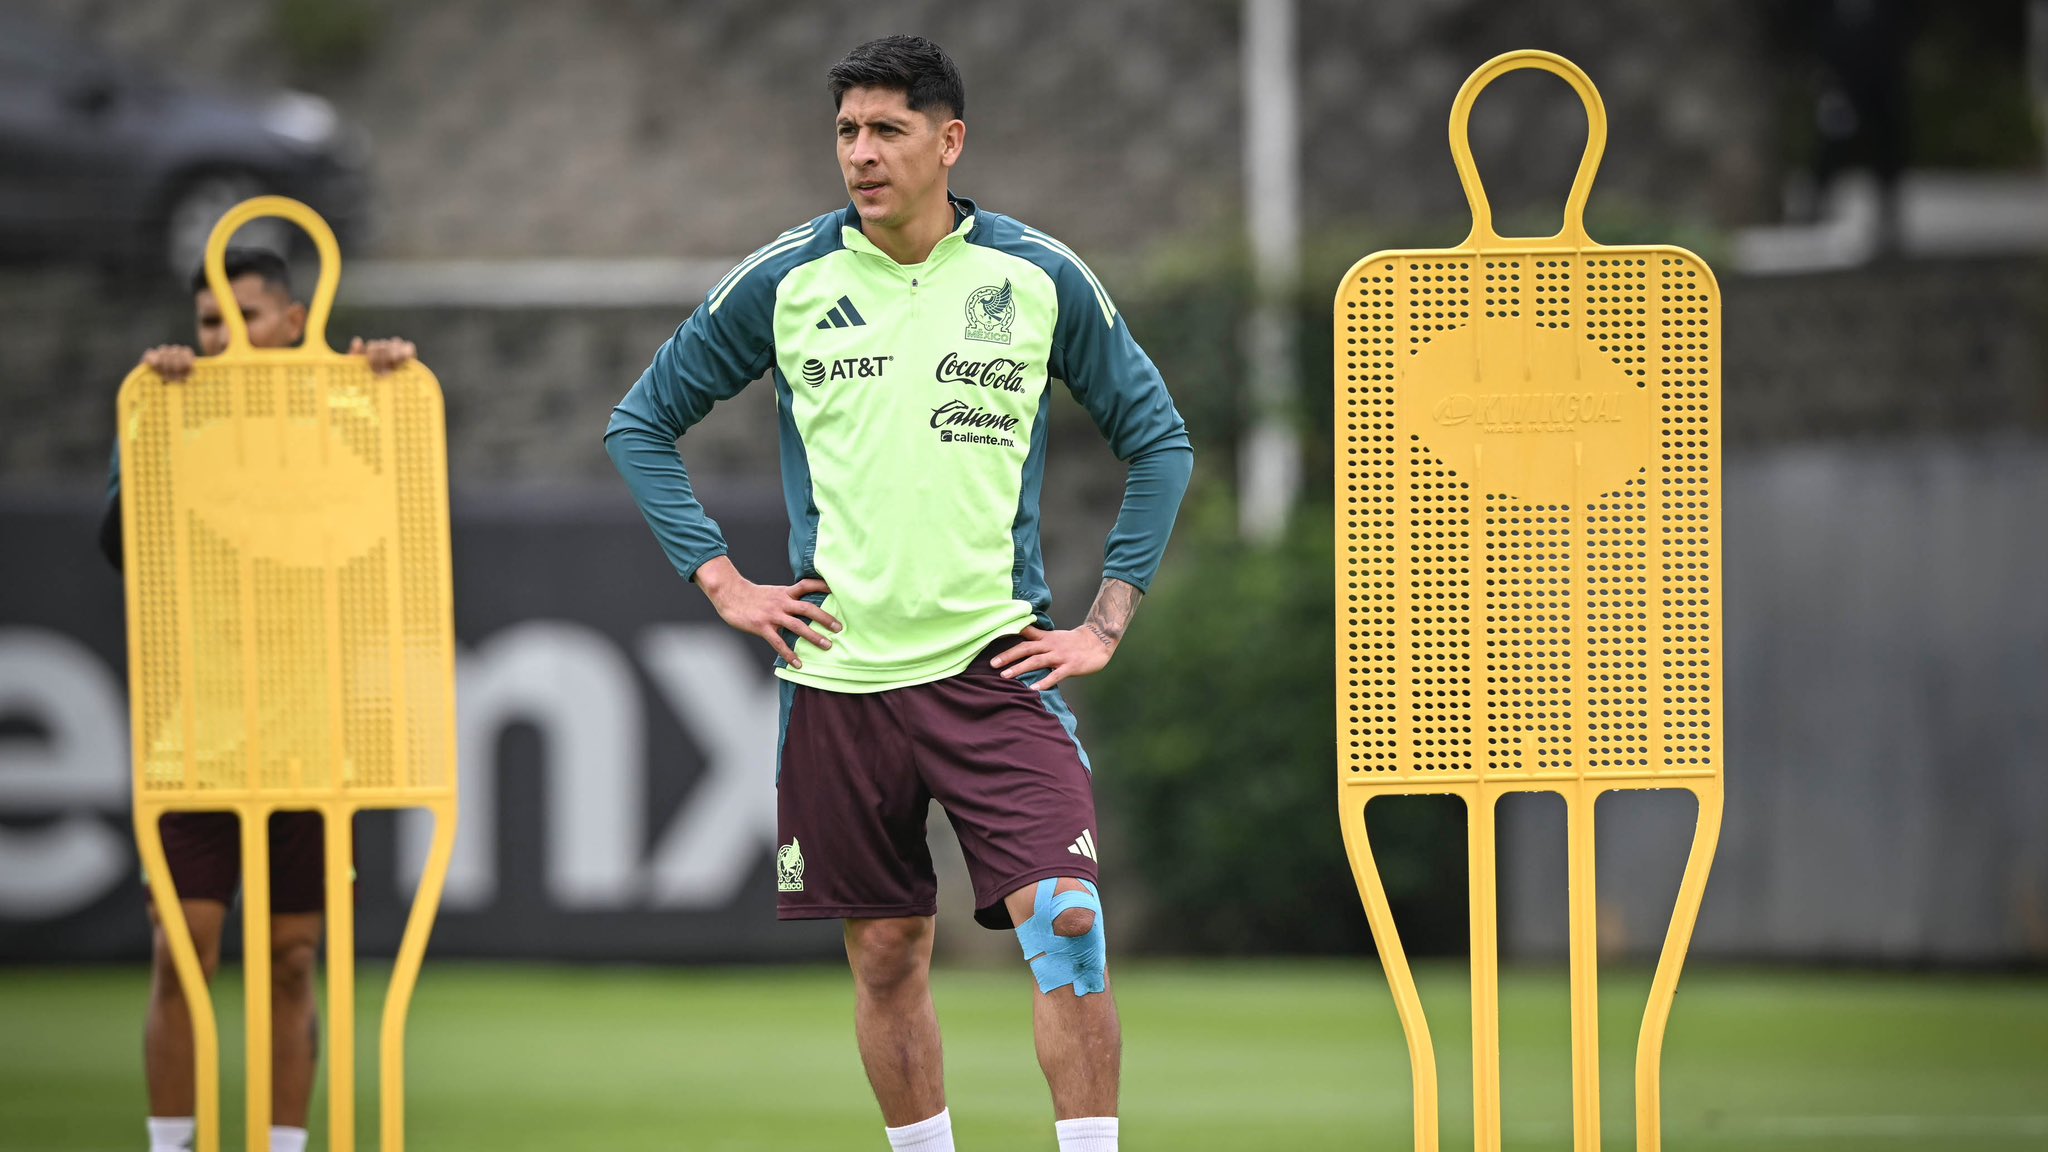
[1083,578,1144,649]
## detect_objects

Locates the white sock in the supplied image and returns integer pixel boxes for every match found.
[269,1126,308,1152]
[885,1107,955,1152]
[1055,1115,1119,1152]
[146,1116,195,1152]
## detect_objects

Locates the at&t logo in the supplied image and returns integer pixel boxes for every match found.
[800,356,893,388]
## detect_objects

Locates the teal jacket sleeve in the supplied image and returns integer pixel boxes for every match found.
[1046,256,1195,592]
[99,439,123,569]
[604,265,779,583]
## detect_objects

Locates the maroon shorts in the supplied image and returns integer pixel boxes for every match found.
[776,636,1099,930]
[148,811,334,915]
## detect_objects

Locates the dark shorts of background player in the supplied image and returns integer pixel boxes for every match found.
[146,811,337,915]
[776,635,1099,930]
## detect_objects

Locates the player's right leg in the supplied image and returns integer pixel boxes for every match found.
[844,916,945,1126]
[775,682,955,1150]
[145,899,226,1117]
[143,812,238,1150]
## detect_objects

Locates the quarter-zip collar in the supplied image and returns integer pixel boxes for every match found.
[840,193,979,273]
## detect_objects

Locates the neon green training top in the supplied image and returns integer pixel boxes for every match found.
[605,196,1193,693]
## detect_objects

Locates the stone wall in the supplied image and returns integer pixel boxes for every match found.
[24,0,1777,261]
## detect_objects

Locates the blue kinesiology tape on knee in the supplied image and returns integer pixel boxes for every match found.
[1015,878,1107,996]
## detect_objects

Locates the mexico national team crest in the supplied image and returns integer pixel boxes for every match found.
[776,839,805,892]
[964,280,1015,344]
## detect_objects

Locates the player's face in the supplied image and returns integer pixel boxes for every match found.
[194,276,305,355]
[836,86,963,232]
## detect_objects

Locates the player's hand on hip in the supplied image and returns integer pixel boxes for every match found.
[696,558,841,669]
[140,345,197,381]
[991,624,1111,691]
[348,336,418,375]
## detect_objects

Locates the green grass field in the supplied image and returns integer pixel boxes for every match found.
[3,960,2043,1150]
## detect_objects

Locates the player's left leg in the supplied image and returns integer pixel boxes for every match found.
[910,637,1121,1150]
[266,911,322,1134]
[265,811,332,1147]
[1001,877,1121,1128]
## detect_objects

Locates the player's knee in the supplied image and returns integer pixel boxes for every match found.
[1053,906,1095,936]
[844,917,931,994]
[151,923,222,984]
[1015,877,1107,996]
[270,936,319,994]
[1051,878,1096,938]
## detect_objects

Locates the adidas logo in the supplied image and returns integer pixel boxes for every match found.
[1067,829,1098,861]
[815,295,867,330]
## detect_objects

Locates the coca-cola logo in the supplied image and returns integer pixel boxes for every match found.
[936,352,1029,394]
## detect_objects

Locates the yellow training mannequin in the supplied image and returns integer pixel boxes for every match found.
[1333,51,1723,1152]
[120,196,458,1152]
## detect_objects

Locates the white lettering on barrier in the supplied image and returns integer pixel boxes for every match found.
[639,626,780,908]
[0,622,779,922]
[0,629,132,917]
[399,620,646,910]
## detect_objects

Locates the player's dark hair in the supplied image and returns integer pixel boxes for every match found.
[828,35,965,120]
[189,247,296,300]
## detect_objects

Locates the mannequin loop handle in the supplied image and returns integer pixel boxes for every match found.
[201,196,342,355]
[1450,50,1607,250]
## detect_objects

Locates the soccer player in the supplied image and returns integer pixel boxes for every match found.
[606,35,1191,1152]
[101,247,415,1152]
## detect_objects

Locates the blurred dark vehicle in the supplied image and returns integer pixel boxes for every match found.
[0,13,367,278]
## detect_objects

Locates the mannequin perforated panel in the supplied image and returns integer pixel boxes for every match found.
[1337,251,1719,784]
[122,355,453,801]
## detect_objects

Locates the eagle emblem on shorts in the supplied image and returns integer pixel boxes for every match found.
[964,280,1015,344]
[776,838,806,892]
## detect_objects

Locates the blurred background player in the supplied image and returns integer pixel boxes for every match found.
[99,246,416,1152]
[606,35,1191,1152]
